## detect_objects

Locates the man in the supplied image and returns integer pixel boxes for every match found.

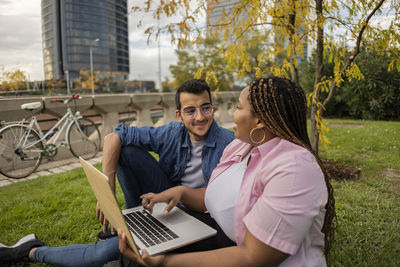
[0,79,234,266]
[97,78,234,237]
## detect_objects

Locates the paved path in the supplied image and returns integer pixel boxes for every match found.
[0,153,102,188]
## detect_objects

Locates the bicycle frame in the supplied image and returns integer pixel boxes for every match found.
[17,106,82,153]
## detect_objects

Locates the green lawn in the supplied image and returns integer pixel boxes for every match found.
[0,119,399,266]
[321,119,400,266]
[0,166,125,267]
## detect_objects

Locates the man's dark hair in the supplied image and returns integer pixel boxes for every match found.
[175,79,212,110]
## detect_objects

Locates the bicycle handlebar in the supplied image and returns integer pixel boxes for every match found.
[50,94,81,104]
[50,99,64,103]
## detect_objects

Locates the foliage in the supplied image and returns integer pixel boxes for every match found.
[161,77,173,92]
[1,120,400,266]
[45,79,66,93]
[341,49,400,120]
[0,67,27,92]
[130,0,400,153]
[72,70,103,92]
[227,33,274,85]
[300,48,400,120]
[170,38,235,91]
[169,50,200,87]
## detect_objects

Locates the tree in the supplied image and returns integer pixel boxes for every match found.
[170,35,272,89]
[45,78,66,93]
[170,38,235,91]
[309,0,398,152]
[72,70,101,92]
[161,77,174,92]
[300,47,400,120]
[0,67,27,92]
[343,49,400,120]
[130,0,400,153]
[169,49,200,87]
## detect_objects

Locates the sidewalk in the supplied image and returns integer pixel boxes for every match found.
[0,153,102,187]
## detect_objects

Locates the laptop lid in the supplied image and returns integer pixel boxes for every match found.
[79,157,140,256]
[79,157,217,256]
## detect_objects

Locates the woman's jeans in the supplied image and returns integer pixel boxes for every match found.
[33,237,119,267]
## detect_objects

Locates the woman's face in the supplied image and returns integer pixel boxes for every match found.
[233,87,260,143]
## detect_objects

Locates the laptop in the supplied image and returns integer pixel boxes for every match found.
[79,157,216,256]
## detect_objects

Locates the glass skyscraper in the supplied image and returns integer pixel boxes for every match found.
[41,0,129,81]
[207,0,243,26]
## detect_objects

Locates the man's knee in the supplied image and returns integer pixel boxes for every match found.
[118,146,149,166]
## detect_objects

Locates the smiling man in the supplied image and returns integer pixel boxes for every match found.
[98,79,234,237]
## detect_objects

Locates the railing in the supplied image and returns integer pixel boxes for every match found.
[0,92,239,162]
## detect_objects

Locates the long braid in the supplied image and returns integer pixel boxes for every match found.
[249,77,336,264]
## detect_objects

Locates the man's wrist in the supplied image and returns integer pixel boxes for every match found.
[103,172,116,192]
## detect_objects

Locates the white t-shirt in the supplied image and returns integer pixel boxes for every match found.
[204,153,250,241]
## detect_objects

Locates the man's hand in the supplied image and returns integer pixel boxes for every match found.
[96,201,116,234]
[118,230,167,267]
[140,186,185,215]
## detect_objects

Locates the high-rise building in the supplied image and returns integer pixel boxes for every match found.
[207,0,244,27]
[41,0,129,81]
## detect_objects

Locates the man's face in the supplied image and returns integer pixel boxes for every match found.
[176,91,214,141]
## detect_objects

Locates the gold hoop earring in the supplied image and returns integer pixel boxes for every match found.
[250,128,266,144]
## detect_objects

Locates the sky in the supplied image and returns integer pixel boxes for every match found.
[0,0,395,89]
[0,0,183,89]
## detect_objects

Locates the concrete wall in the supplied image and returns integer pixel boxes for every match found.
[0,92,239,162]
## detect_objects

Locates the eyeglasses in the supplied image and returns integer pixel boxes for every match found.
[181,104,213,119]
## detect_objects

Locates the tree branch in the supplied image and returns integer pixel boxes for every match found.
[321,0,386,111]
[325,15,357,31]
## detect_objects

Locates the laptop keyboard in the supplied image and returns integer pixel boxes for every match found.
[124,210,179,247]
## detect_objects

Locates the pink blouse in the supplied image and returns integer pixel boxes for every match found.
[209,137,328,266]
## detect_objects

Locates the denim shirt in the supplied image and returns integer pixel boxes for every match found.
[114,120,234,185]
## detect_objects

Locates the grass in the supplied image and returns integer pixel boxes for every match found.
[320,119,400,266]
[0,118,399,266]
[0,166,125,267]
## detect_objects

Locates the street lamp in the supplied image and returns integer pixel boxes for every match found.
[90,38,100,95]
[65,70,70,95]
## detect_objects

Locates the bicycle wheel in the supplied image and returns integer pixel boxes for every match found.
[0,125,43,178]
[68,118,101,160]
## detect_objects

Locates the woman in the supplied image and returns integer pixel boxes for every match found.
[118,76,336,266]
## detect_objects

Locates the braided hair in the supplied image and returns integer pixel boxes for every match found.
[248,77,335,261]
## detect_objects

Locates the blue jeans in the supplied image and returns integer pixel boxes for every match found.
[33,213,235,267]
[33,237,119,267]
[117,145,177,208]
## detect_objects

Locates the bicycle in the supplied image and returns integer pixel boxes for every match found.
[0,94,101,178]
